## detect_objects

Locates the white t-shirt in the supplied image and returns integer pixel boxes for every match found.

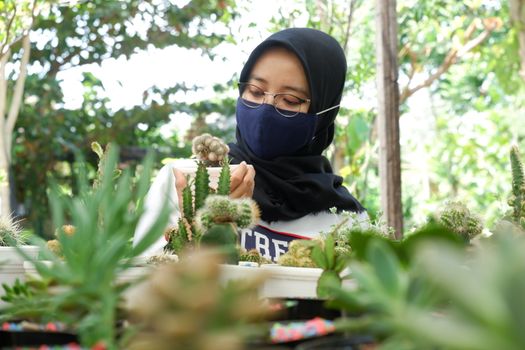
[133,161,369,261]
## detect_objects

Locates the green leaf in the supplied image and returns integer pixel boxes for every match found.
[317,270,342,299]
[366,240,402,297]
[324,233,336,269]
[311,244,328,269]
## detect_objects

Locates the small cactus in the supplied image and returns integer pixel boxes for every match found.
[195,195,260,232]
[278,239,320,268]
[238,248,268,264]
[171,133,237,254]
[438,201,484,242]
[192,133,230,166]
[0,215,26,247]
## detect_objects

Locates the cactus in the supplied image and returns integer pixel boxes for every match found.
[278,239,319,268]
[217,157,231,195]
[195,195,260,232]
[438,201,483,242]
[509,145,525,229]
[170,134,241,254]
[238,248,269,264]
[127,249,270,350]
[192,133,230,166]
[0,215,26,247]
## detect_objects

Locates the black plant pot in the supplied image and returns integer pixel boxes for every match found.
[0,330,78,348]
[294,334,375,350]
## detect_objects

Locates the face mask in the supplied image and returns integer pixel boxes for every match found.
[236,98,317,160]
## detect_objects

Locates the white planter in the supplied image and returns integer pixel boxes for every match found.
[219,263,355,300]
[0,246,40,304]
[175,159,240,190]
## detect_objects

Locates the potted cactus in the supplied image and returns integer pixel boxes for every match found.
[164,133,259,263]
[0,215,39,303]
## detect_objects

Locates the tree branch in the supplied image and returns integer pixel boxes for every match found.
[342,0,357,52]
[399,19,497,103]
[5,34,31,163]
[0,7,17,57]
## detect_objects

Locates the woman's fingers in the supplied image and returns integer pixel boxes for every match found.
[172,168,187,207]
[230,163,255,198]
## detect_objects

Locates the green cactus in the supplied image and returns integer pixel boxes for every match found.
[194,161,210,211]
[438,201,483,242]
[217,156,231,196]
[0,215,26,247]
[172,134,249,254]
[278,239,319,268]
[238,248,268,264]
[509,145,525,228]
[199,223,239,264]
[195,195,260,232]
[181,184,193,221]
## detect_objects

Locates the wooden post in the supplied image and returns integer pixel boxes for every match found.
[375,0,403,238]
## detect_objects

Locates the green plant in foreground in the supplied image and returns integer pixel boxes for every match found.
[0,215,27,247]
[127,249,270,350]
[0,146,170,349]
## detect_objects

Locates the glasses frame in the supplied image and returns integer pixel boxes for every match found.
[238,82,340,117]
[238,82,311,118]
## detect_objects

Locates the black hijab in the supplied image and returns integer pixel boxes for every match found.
[229,28,365,222]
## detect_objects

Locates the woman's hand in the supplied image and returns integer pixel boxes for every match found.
[230,161,255,198]
[172,168,188,209]
[173,162,255,205]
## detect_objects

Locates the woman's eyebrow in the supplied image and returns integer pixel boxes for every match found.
[249,75,309,97]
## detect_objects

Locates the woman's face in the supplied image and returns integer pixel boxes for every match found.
[247,47,311,114]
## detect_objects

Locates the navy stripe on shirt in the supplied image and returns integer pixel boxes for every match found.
[240,224,310,262]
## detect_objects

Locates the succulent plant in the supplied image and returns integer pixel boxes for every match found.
[168,134,234,254]
[192,133,230,166]
[238,248,270,264]
[0,215,26,247]
[278,239,319,268]
[146,252,179,266]
[127,249,270,350]
[195,195,260,232]
[437,201,483,242]
[193,195,260,264]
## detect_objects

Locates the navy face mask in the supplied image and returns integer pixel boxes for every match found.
[236,98,317,160]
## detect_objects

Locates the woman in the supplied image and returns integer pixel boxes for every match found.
[134,28,367,260]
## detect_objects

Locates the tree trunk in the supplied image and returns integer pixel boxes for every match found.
[0,49,10,216]
[0,34,31,216]
[375,0,403,238]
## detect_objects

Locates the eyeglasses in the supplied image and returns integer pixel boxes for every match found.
[238,82,311,118]
[238,82,340,118]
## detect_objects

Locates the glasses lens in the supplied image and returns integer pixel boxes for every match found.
[240,83,264,108]
[275,94,302,117]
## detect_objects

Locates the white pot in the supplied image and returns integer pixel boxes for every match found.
[0,246,40,304]
[175,159,240,190]
[218,263,349,299]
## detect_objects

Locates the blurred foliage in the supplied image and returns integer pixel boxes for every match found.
[9,0,239,236]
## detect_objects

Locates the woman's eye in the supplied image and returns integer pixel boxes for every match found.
[283,96,301,105]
